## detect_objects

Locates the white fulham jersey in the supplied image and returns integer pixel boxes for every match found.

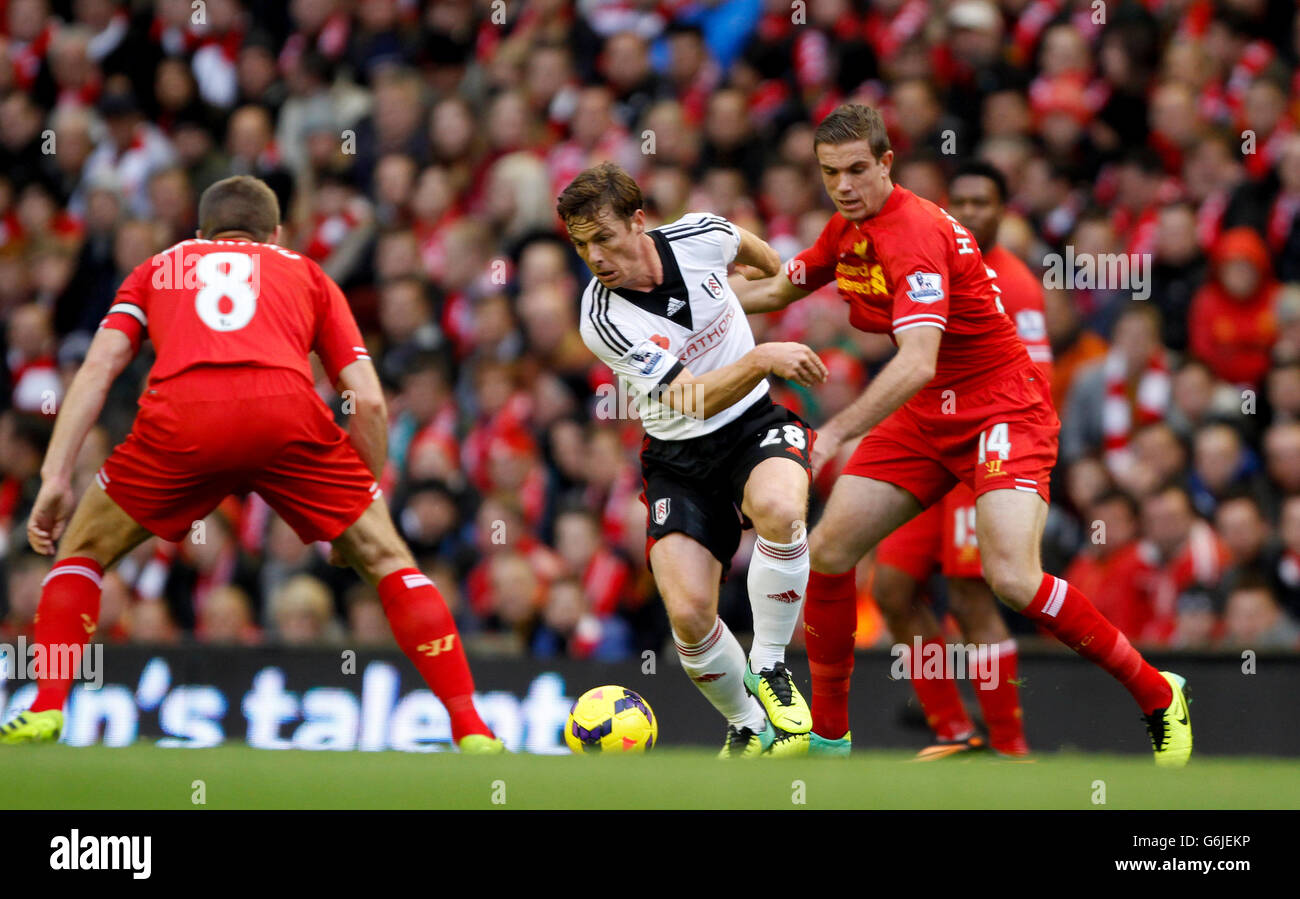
[579,212,768,441]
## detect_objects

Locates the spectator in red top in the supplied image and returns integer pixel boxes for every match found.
[6,304,62,414]
[1137,482,1230,645]
[1064,490,1155,642]
[300,170,373,283]
[1189,226,1280,388]
[552,505,630,618]
[464,493,562,620]
[1147,80,1202,176]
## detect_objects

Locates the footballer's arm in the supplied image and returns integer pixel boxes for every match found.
[732,226,782,280]
[335,359,388,479]
[659,342,828,420]
[29,327,136,552]
[731,268,811,314]
[810,324,941,474]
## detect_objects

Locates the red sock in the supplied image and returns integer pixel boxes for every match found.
[377,569,493,743]
[972,639,1028,755]
[1023,574,1172,715]
[804,570,857,739]
[908,638,976,742]
[30,557,103,713]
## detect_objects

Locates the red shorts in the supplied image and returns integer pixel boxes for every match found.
[844,362,1059,508]
[875,483,982,581]
[100,372,378,543]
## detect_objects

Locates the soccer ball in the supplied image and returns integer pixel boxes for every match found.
[565,685,657,753]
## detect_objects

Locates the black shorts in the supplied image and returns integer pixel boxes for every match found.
[639,396,814,573]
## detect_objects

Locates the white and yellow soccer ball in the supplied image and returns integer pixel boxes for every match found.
[565,685,658,754]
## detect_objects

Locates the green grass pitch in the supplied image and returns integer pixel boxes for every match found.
[3,744,1298,809]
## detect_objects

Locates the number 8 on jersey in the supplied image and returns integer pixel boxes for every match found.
[195,252,259,332]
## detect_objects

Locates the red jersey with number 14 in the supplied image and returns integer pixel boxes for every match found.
[99,238,368,398]
[789,186,1029,392]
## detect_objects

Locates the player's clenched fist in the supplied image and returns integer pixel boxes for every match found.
[757,342,829,388]
[27,478,75,556]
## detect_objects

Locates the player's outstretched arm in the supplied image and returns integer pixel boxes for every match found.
[810,325,941,476]
[660,342,828,420]
[28,328,135,554]
[732,226,782,280]
[730,268,811,314]
[336,359,388,479]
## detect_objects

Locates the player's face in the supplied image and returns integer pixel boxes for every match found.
[947,175,1003,250]
[816,140,894,221]
[565,208,646,288]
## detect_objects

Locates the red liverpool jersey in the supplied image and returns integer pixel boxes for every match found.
[99,238,367,397]
[983,244,1053,382]
[789,186,1030,392]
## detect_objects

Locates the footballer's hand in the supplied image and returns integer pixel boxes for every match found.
[760,342,829,387]
[27,477,75,556]
[811,425,846,479]
[733,263,772,281]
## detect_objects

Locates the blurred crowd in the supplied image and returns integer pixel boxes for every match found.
[0,0,1299,658]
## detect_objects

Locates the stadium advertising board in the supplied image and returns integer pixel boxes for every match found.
[2,646,1296,755]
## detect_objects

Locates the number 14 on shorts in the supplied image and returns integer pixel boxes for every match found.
[978,422,1011,473]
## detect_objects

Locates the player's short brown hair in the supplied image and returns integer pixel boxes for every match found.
[813,104,892,163]
[555,162,643,227]
[198,175,280,242]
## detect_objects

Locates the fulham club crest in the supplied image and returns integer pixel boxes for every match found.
[702,272,725,299]
[653,498,670,525]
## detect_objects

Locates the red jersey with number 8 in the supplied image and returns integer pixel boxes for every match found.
[94,238,380,545]
[100,238,368,398]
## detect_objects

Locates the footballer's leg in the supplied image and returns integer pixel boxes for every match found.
[946,576,1028,757]
[2,484,152,745]
[739,456,813,738]
[650,534,773,758]
[332,498,503,754]
[976,488,1190,766]
[810,476,925,577]
[803,475,926,753]
[875,507,980,757]
[255,389,502,754]
[875,565,982,758]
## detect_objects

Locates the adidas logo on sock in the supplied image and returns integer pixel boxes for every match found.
[767,590,802,603]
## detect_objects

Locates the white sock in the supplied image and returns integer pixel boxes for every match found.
[747,534,810,672]
[675,618,767,731]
